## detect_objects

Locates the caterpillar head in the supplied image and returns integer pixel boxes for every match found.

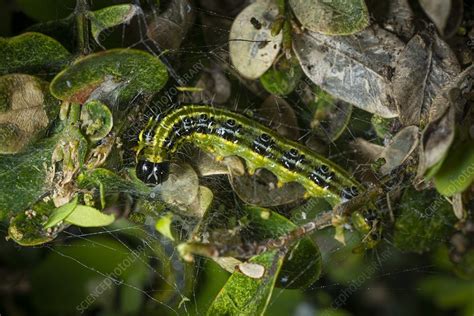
[136,160,170,185]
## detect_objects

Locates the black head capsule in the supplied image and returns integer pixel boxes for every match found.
[136,160,170,185]
[281,148,305,170]
[253,133,274,157]
[341,186,359,201]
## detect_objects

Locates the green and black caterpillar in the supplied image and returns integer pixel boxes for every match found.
[135,105,362,206]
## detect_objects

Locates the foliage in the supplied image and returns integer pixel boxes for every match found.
[0,0,473,316]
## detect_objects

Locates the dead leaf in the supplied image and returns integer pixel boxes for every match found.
[294,25,403,118]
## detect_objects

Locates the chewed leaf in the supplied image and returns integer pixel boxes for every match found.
[0,32,70,75]
[50,49,168,104]
[8,200,56,246]
[393,31,460,126]
[289,0,369,35]
[43,196,78,229]
[229,0,282,79]
[293,26,403,118]
[0,74,59,153]
[64,205,115,227]
[89,4,140,45]
[417,65,473,178]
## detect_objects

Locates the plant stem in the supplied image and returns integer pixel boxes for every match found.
[68,103,81,123]
[75,0,90,55]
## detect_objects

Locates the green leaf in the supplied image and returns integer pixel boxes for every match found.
[453,248,474,280]
[207,207,322,315]
[89,4,140,45]
[64,205,115,227]
[419,276,474,308]
[433,139,474,196]
[31,236,149,315]
[155,212,175,241]
[16,0,76,22]
[207,250,283,316]
[0,32,70,75]
[289,0,369,35]
[43,196,78,229]
[8,200,56,246]
[80,100,113,141]
[259,58,303,95]
[50,48,168,104]
[393,187,456,253]
[0,136,57,219]
[245,206,322,289]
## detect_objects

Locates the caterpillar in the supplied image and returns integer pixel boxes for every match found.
[135,105,363,207]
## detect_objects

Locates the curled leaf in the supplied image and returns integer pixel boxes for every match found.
[80,100,113,141]
[258,95,299,140]
[89,4,140,45]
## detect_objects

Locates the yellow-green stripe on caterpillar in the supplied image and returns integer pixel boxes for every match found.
[135,105,362,206]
